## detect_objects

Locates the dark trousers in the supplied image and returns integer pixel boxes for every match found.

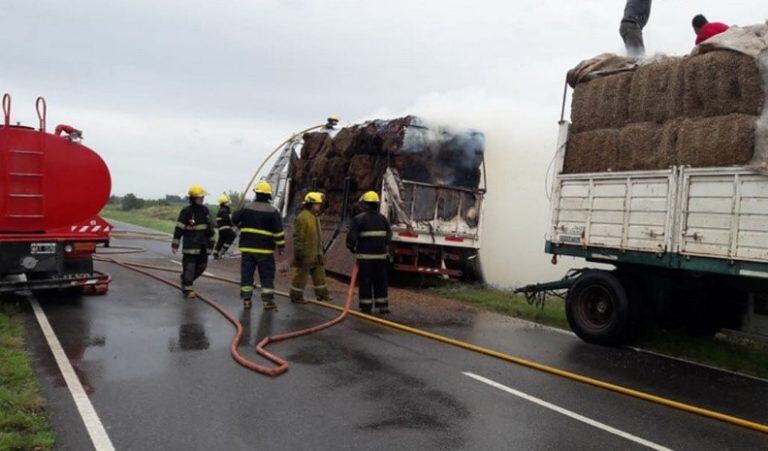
[620,19,645,57]
[358,259,388,310]
[214,229,236,255]
[181,251,208,292]
[240,253,276,301]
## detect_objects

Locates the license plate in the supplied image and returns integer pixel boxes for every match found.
[30,243,57,254]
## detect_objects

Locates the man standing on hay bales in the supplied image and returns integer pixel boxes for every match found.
[620,0,652,58]
[692,14,729,45]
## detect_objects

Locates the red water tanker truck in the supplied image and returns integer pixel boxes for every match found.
[0,94,112,294]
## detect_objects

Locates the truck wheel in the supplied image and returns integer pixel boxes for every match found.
[566,270,631,345]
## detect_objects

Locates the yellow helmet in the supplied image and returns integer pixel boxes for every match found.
[188,184,208,198]
[254,181,273,195]
[360,191,380,203]
[327,115,340,122]
[304,192,324,204]
[218,194,230,205]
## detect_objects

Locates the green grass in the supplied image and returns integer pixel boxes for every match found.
[431,285,569,329]
[432,284,768,379]
[100,204,179,234]
[0,302,55,450]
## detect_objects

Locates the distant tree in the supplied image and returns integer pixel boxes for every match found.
[165,194,183,203]
[226,190,244,207]
[108,195,122,205]
[121,193,145,211]
[157,199,171,206]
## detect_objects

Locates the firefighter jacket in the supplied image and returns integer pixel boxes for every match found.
[232,201,285,255]
[215,204,234,231]
[172,204,215,254]
[347,211,391,260]
[293,209,323,265]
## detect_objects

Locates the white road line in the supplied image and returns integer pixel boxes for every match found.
[30,298,115,451]
[463,372,673,451]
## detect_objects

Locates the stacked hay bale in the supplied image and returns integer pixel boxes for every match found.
[564,51,763,173]
[288,116,484,218]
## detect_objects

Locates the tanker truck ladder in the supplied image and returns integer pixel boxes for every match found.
[4,95,46,220]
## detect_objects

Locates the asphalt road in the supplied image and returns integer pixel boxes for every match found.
[19,221,768,450]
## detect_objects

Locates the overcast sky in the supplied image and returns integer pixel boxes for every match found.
[3,1,765,284]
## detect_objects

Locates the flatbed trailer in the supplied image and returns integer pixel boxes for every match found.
[518,121,768,344]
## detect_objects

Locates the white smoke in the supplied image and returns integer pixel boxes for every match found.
[367,88,583,288]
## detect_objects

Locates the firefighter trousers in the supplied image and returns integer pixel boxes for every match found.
[214,228,236,256]
[290,264,330,301]
[357,259,388,311]
[181,251,208,293]
[240,253,276,302]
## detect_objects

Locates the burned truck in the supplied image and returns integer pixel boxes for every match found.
[266,116,486,280]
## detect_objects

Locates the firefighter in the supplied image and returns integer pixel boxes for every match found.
[213,194,236,259]
[347,191,391,314]
[172,184,216,298]
[232,181,285,310]
[290,192,333,303]
[325,115,340,130]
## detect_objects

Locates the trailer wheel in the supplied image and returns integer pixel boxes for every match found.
[566,270,631,345]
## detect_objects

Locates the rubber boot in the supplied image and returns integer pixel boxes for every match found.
[243,298,252,309]
[184,290,196,299]
[263,300,277,310]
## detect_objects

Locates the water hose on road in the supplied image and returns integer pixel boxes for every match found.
[94,254,358,377]
[255,264,358,375]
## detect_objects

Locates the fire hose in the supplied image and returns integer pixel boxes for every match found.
[95,251,357,377]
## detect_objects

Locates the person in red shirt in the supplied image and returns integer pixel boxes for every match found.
[692,14,730,45]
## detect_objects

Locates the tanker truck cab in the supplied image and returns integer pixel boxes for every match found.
[0,94,112,295]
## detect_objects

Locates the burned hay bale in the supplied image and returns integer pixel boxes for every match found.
[570,71,633,132]
[348,155,385,191]
[628,57,686,124]
[683,50,763,118]
[563,129,620,173]
[301,132,332,160]
[676,114,756,167]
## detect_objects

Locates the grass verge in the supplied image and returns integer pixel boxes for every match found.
[432,284,768,380]
[0,302,55,450]
[100,204,178,234]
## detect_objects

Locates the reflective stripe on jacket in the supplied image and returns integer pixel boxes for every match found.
[232,201,285,254]
[347,210,391,260]
[172,204,215,252]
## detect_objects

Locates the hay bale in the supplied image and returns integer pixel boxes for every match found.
[617,123,662,171]
[348,155,384,190]
[570,71,633,132]
[563,129,620,173]
[301,132,332,160]
[677,114,756,167]
[683,51,763,118]
[628,57,686,124]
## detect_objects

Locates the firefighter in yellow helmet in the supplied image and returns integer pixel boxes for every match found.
[325,115,340,130]
[172,184,216,298]
[212,193,235,259]
[347,191,391,314]
[232,181,285,310]
[290,192,333,303]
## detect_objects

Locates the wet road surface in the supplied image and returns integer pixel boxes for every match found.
[19,221,768,450]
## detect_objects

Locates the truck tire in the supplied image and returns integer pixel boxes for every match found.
[566,270,632,345]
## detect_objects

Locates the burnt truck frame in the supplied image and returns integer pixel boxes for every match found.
[517,121,768,344]
[266,132,487,281]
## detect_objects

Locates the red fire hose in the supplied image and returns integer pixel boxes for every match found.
[96,255,358,377]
